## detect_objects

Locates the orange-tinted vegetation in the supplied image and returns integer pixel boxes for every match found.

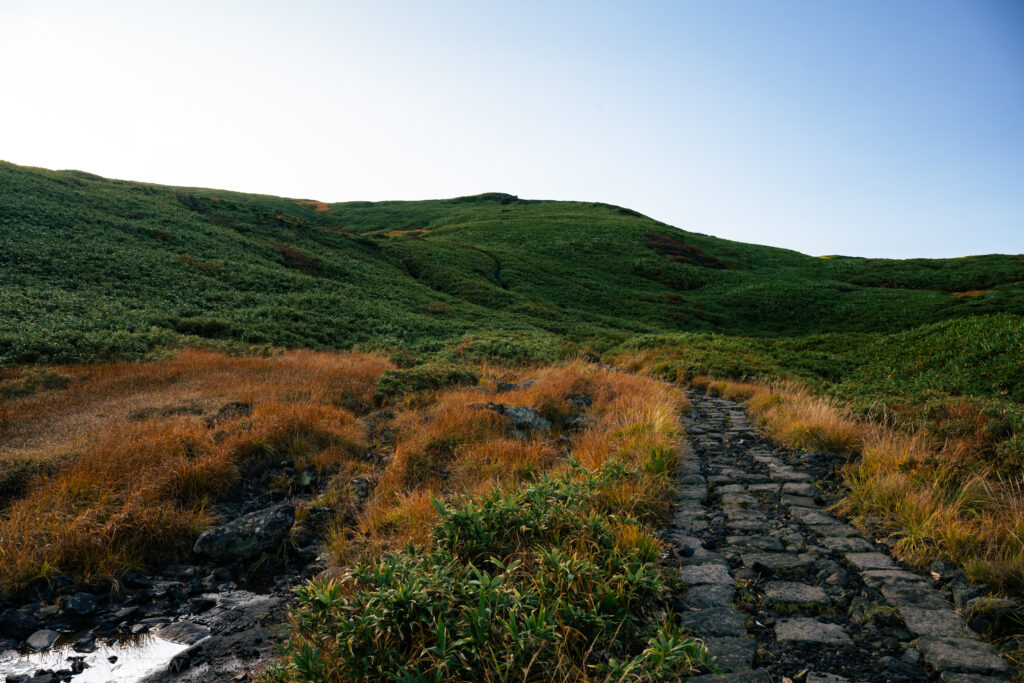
[0,350,390,591]
[952,290,987,298]
[345,364,685,562]
[292,200,330,213]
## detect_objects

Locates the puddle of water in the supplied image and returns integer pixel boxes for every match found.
[0,634,189,682]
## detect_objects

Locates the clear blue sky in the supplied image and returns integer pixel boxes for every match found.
[1,1,1021,257]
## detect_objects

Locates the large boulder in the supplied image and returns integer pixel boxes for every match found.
[193,504,294,562]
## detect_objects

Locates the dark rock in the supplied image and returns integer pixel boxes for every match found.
[123,572,154,588]
[679,607,748,636]
[965,596,1023,637]
[71,634,96,653]
[157,620,211,645]
[6,674,30,683]
[950,578,989,609]
[0,637,17,651]
[27,675,56,683]
[92,620,118,636]
[568,394,593,409]
[167,652,191,673]
[26,629,60,651]
[1,609,39,639]
[193,504,295,561]
[59,592,97,616]
[485,403,551,432]
[350,476,373,500]
[190,596,216,613]
[495,382,519,393]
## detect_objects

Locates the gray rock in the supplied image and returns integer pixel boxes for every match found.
[916,636,1010,675]
[939,673,1012,683]
[881,582,949,610]
[742,552,812,571]
[567,394,592,409]
[819,536,874,553]
[485,403,551,432]
[806,674,853,683]
[679,607,748,636]
[782,482,816,497]
[844,552,896,570]
[861,569,924,588]
[156,621,211,645]
[775,618,852,645]
[26,629,60,651]
[690,671,771,682]
[686,583,735,608]
[681,563,733,585]
[703,636,756,672]
[193,503,295,561]
[764,581,830,605]
[900,606,971,637]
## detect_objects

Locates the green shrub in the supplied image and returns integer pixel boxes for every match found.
[374,363,479,404]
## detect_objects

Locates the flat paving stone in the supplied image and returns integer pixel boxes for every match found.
[746,483,781,493]
[764,581,830,605]
[716,484,746,494]
[681,563,734,585]
[679,607,748,636]
[690,671,771,683]
[741,552,813,571]
[703,636,755,672]
[726,535,783,551]
[788,507,835,525]
[900,606,972,637]
[916,636,1011,675]
[844,552,896,570]
[809,524,860,537]
[782,482,816,497]
[806,674,853,683]
[861,569,925,588]
[774,618,852,645]
[686,583,736,608]
[819,536,874,553]
[939,673,1012,683]
[721,493,758,507]
[781,494,817,507]
[880,582,950,610]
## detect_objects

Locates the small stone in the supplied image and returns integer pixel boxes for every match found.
[861,569,923,588]
[806,674,852,683]
[939,673,1012,683]
[72,634,96,653]
[679,608,748,636]
[902,647,921,664]
[916,636,1010,675]
[681,563,733,585]
[845,552,895,570]
[775,618,852,645]
[690,671,772,682]
[764,581,830,605]
[26,630,61,651]
[193,504,295,561]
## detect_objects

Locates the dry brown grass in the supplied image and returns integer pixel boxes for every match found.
[347,364,686,561]
[691,376,1024,590]
[0,350,389,592]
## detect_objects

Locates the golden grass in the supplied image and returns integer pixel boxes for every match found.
[690,376,1024,590]
[346,364,686,562]
[0,350,389,591]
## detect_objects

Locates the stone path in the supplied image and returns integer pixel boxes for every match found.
[665,392,1012,682]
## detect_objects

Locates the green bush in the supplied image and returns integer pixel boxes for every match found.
[267,463,713,681]
[374,363,479,404]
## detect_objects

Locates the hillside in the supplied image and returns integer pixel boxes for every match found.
[2,160,1022,366]
[2,161,1024,679]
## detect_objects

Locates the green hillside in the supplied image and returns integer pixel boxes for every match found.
[2,160,1022,366]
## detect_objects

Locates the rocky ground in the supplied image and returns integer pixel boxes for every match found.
[664,391,1015,682]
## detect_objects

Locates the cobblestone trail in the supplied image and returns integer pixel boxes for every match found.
[666,392,1012,682]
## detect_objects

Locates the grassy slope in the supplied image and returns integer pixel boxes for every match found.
[2,160,1023,366]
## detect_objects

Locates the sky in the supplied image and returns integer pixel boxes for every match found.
[1,1,1022,258]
